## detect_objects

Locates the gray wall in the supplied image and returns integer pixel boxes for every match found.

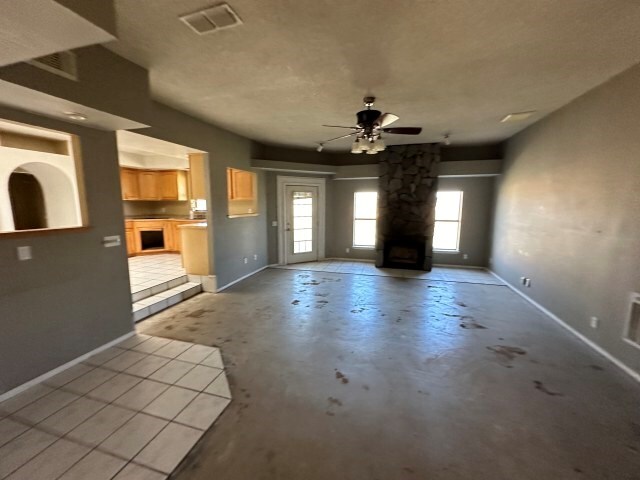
[0,107,133,394]
[433,177,495,267]
[326,179,378,261]
[491,62,640,374]
[323,177,495,266]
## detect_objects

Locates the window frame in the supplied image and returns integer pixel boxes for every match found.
[352,191,378,249]
[433,190,463,252]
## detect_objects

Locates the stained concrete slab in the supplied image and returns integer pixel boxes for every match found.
[138,268,640,479]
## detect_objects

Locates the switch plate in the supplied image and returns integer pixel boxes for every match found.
[253,254,258,261]
[102,235,121,248]
[345,248,350,253]
[590,316,599,329]
[17,246,32,261]
[463,254,469,260]
[271,221,278,227]
[243,257,248,264]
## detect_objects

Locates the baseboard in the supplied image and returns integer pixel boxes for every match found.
[489,270,640,383]
[326,257,375,263]
[433,263,486,269]
[216,266,269,292]
[0,331,136,403]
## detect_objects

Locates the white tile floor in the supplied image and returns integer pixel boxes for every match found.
[273,259,503,285]
[128,254,187,297]
[0,335,231,480]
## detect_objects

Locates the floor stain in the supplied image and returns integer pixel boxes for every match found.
[186,309,213,319]
[533,380,564,397]
[487,345,527,361]
[291,300,300,305]
[589,364,604,371]
[266,450,276,463]
[302,281,320,286]
[327,397,343,406]
[457,301,468,307]
[403,467,415,474]
[325,411,335,416]
[164,325,174,330]
[335,371,349,384]
[362,384,370,391]
[460,318,487,329]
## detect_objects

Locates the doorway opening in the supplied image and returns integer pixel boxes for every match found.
[277,176,326,265]
[116,131,214,323]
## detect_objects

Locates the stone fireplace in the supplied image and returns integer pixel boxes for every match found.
[376,144,440,270]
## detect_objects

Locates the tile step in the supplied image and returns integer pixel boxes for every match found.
[131,275,189,303]
[132,282,202,322]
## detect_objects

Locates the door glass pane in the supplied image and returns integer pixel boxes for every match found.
[292,191,313,254]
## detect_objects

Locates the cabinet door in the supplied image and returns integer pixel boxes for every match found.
[125,229,136,255]
[189,154,207,199]
[233,170,254,200]
[138,171,159,200]
[158,171,178,200]
[121,169,140,200]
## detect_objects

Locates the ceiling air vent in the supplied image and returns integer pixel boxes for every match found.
[28,51,78,81]
[180,3,242,35]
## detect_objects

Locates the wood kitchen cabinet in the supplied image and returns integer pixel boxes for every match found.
[120,168,140,200]
[120,168,188,201]
[138,171,159,200]
[125,219,203,256]
[189,153,207,199]
[125,220,135,256]
[227,168,255,200]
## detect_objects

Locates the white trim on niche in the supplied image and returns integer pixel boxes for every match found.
[276,176,326,265]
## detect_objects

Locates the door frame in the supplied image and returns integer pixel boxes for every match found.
[277,176,326,265]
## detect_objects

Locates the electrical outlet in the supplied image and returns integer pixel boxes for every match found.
[520,276,526,285]
[271,220,278,227]
[463,253,469,260]
[345,248,350,253]
[590,316,599,329]
[524,278,532,287]
[253,254,258,261]
[17,246,32,261]
[243,257,248,264]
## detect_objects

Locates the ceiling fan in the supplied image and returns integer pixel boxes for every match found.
[318,96,422,154]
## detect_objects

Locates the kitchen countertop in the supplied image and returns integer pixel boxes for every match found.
[125,216,205,220]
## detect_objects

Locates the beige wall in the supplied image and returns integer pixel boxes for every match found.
[491,62,640,374]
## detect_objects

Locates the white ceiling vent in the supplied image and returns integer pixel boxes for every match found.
[28,51,78,81]
[180,3,242,35]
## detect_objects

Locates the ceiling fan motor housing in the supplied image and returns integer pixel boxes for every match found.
[356,109,382,127]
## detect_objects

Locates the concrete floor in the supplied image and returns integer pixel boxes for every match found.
[138,267,640,480]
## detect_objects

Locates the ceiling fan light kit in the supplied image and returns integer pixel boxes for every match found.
[320,97,422,154]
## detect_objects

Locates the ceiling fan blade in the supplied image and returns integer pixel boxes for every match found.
[322,125,358,129]
[377,113,399,128]
[322,132,356,143]
[382,127,422,135]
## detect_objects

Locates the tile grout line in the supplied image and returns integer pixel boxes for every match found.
[1,336,231,480]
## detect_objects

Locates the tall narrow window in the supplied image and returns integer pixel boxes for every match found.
[433,191,463,251]
[353,191,377,248]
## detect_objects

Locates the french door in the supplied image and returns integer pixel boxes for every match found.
[284,185,319,264]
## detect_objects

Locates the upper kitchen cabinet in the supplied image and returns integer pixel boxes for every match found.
[227,168,255,201]
[189,153,207,200]
[227,167,258,217]
[120,168,140,200]
[120,168,188,201]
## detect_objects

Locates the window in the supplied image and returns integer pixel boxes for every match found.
[433,191,463,251]
[353,191,377,248]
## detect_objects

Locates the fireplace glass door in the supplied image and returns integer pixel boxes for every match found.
[285,185,318,264]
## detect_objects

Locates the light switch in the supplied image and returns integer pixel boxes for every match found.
[271,221,278,227]
[102,235,121,248]
[17,246,32,261]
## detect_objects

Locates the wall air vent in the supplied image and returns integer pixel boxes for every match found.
[28,51,78,81]
[180,3,242,35]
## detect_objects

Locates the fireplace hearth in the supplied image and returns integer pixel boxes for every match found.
[375,144,440,271]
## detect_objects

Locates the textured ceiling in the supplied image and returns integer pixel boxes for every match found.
[0,0,115,68]
[108,0,640,151]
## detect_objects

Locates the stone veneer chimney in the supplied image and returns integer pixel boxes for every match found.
[375,144,440,270]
